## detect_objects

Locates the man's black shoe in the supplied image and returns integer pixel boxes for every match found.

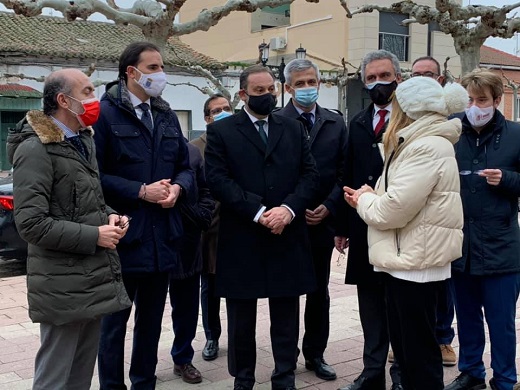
[337,375,385,390]
[391,384,404,390]
[444,373,486,390]
[305,357,337,381]
[489,378,498,390]
[202,339,219,361]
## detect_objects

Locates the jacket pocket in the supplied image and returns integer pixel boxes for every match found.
[161,127,180,162]
[111,125,146,163]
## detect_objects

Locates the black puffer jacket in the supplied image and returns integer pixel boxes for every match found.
[7,111,131,325]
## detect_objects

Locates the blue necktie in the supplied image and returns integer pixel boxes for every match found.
[257,120,268,145]
[138,103,153,132]
[68,136,87,159]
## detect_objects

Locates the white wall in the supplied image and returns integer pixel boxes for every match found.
[0,64,340,133]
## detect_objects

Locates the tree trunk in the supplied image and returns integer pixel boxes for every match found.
[454,35,486,76]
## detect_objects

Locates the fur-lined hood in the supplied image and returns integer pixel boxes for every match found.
[7,110,93,165]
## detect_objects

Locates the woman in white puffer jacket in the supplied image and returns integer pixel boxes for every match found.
[343,76,468,390]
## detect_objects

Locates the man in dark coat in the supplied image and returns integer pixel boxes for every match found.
[274,58,348,382]
[205,64,319,390]
[193,94,233,362]
[335,50,402,390]
[7,68,131,390]
[168,141,215,384]
[93,42,194,389]
[445,69,520,390]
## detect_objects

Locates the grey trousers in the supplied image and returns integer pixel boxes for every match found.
[33,318,102,390]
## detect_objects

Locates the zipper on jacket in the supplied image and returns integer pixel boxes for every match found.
[476,137,479,147]
[395,229,401,257]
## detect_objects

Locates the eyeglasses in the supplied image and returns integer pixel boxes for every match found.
[410,72,439,79]
[459,170,484,176]
[209,106,232,116]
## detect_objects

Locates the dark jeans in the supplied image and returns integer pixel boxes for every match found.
[453,271,520,390]
[385,274,444,390]
[435,278,455,345]
[201,273,222,341]
[98,272,169,390]
[169,272,201,365]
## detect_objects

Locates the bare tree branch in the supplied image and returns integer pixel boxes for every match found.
[2,73,45,82]
[345,1,520,75]
[167,81,213,95]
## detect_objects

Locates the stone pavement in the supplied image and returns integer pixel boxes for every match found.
[0,251,518,390]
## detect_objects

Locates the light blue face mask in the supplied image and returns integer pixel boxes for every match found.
[213,110,233,121]
[294,87,319,107]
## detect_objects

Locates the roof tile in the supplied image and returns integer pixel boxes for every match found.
[480,45,520,68]
[0,12,223,69]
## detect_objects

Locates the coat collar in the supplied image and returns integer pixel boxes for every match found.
[26,111,93,144]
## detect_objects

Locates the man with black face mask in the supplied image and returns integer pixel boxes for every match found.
[205,64,319,390]
[335,50,403,390]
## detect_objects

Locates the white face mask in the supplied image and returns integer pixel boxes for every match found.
[132,67,167,97]
[465,105,494,128]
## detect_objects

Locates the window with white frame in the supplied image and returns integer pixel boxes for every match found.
[379,12,410,62]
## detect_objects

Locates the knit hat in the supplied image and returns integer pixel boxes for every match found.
[395,77,468,120]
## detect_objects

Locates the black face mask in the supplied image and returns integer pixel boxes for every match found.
[247,93,277,116]
[366,80,397,106]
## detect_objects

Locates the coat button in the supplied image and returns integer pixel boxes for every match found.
[471,188,476,193]
[372,143,377,148]
[469,218,474,223]
[368,175,373,180]
[472,159,479,164]
[269,186,274,190]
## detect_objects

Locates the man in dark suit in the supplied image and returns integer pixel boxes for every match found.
[194,94,233,362]
[335,50,403,390]
[274,58,348,382]
[205,64,319,390]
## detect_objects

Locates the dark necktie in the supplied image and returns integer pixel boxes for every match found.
[138,103,153,132]
[68,135,87,159]
[256,120,268,145]
[301,112,314,132]
[374,109,388,136]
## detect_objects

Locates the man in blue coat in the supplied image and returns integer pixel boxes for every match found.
[93,41,194,390]
[445,69,520,390]
[274,58,348,382]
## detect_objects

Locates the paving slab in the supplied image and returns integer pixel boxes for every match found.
[0,250,517,389]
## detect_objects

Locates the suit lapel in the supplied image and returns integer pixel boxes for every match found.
[236,109,267,154]
[266,114,284,157]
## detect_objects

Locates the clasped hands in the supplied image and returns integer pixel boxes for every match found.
[259,206,292,235]
[142,179,182,208]
[343,184,375,208]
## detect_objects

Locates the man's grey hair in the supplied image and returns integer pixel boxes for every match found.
[43,73,73,116]
[360,50,401,83]
[284,59,320,86]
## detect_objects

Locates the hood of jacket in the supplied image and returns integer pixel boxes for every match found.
[394,113,461,157]
[7,110,93,165]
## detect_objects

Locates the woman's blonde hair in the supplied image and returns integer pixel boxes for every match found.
[383,98,414,156]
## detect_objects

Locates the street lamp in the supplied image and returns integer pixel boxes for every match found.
[295,44,307,60]
[257,42,307,106]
